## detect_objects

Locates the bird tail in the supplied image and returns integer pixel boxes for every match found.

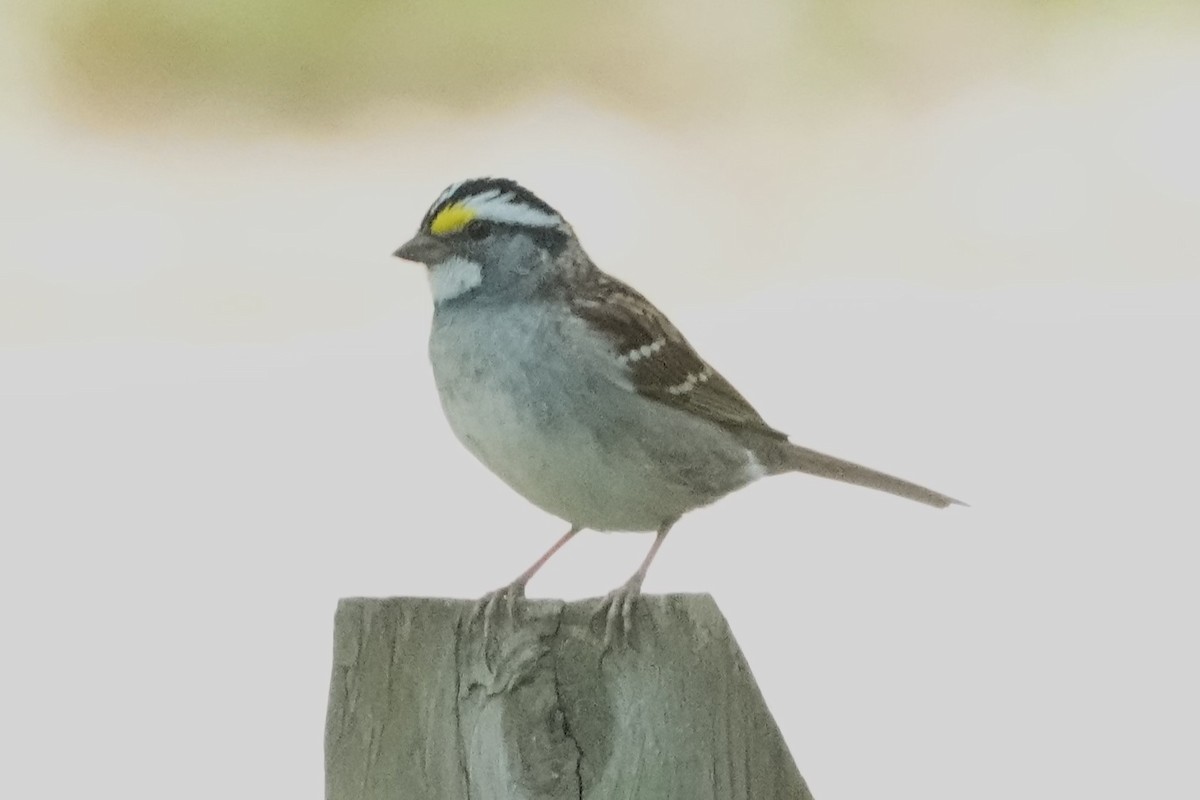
[779,443,963,508]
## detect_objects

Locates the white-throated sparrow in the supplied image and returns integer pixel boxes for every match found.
[394,178,960,643]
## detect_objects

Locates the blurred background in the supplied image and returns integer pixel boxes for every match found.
[2,2,1198,799]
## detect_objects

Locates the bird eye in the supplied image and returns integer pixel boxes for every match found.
[465,219,492,240]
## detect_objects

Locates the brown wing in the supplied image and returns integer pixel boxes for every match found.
[570,272,788,441]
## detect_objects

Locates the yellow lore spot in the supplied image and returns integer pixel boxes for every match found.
[429,204,476,236]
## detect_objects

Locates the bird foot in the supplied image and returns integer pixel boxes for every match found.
[595,578,643,650]
[472,579,527,649]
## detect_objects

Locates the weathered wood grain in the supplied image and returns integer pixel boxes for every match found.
[326,594,814,800]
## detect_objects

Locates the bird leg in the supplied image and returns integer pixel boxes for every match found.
[599,520,676,648]
[475,526,579,644]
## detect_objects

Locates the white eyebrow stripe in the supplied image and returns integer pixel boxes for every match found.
[462,192,563,228]
[433,180,466,208]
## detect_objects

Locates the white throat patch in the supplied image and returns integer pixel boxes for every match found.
[428,256,483,303]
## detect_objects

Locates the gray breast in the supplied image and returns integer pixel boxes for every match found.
[428,303,755,531]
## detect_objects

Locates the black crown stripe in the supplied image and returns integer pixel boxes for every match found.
[420,177,562,231]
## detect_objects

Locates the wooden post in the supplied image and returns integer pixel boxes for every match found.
[326,594,814,799]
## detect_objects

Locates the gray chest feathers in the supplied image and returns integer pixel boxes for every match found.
[428,303,755,532]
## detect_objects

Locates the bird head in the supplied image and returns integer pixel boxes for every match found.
[394,178,576,305]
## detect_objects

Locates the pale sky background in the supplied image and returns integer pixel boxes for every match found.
[2,2,1199,799]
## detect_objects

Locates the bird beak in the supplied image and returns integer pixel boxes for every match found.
[393,233,451,265]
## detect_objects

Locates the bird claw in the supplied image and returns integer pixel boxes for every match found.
[596,580,642,650]
[473,580,526,653]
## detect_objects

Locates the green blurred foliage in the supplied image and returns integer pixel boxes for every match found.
[31,0,1199,129]
[44,0,663,124]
